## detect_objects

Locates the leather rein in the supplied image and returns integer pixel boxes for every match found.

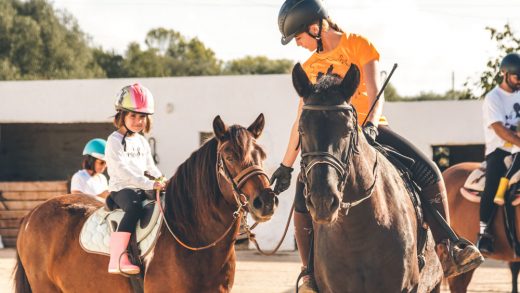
[300,103,378,216]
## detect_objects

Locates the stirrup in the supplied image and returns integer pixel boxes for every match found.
[437,239,484,278]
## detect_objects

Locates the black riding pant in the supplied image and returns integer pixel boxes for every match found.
[480,148,510,223]
[377,125,442,188]
[294,125,442,213]
[110,188,146,233]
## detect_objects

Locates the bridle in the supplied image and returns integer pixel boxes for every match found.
[157,140,271,251]
[299,103,378,216]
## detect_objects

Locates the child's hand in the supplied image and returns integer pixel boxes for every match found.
[153,180,166,190]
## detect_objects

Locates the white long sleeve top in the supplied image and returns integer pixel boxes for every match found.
[105,131,162,192]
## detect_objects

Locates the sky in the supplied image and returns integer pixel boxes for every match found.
[50,0,520,96]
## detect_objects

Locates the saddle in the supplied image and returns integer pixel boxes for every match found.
[79,198,162,258]
[461,158,520,206]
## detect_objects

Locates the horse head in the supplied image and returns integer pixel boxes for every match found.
[213,114,278,222]
[292,63,360,223]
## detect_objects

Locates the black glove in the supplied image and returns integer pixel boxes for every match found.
[269,163,294,195]
[363,121,379,145]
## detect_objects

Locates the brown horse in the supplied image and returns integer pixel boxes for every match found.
[443,162,520,293]
[14,114,278,293]
[291,63,443,293]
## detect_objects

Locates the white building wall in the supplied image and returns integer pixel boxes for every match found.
[0,76,485,250]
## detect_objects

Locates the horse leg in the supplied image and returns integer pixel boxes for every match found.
[447,269,475,293]
[510,262,520,293]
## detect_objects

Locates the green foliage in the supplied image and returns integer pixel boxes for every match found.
[223,56,293,75]
[0,1,293,80]
[0,0,104,80]
[404,90,468,101]
[383,83,401,101]
[92,48,128,78]
[384,82,470,102]
[464,24,520,99]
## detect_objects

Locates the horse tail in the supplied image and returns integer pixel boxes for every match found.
[13,251,32,293]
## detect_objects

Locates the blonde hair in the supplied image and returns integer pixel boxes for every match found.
[113,111,152,133]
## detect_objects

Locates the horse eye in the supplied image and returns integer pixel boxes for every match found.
[226,156,234,162]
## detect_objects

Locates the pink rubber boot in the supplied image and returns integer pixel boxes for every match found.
[108,232,140,275]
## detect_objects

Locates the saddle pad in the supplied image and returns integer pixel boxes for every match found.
[464,160,520,193]
[80,201,162,257]
[463,166,486,192]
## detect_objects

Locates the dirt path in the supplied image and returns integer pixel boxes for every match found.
[0,249,514,292]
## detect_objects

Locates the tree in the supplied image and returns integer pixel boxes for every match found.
[464,24,520,98]
[92,48,128,78]
[383,83,403,101]
[223,56,293,75]
[0,0,104,80]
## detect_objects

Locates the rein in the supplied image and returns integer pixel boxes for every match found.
[300,103,378,216]
[155,141,272,251]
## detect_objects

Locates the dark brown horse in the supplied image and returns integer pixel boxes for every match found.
[14,114,278,293]
[443,162,520,293]
[291,63,443,293]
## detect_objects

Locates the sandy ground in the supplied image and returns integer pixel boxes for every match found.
[0,248,515,292]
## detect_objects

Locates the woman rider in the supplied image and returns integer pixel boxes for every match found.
[270,0,483,291]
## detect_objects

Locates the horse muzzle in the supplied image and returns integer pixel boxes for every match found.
[250,188,278,222]
[306,190,341,224]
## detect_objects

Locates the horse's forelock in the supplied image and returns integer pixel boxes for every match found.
[228,126,254,165]
[312,74,346,105]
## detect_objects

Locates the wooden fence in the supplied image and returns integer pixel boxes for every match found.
[0,181,68,247]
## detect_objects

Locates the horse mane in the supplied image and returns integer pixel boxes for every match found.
[165,125,265,234]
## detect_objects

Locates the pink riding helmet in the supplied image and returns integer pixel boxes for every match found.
[115,83,155,115]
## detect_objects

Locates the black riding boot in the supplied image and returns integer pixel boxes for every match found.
[422,181,484,278]
[294,211,317,293]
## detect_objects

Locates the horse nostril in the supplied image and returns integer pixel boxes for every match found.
[253,197,263,210]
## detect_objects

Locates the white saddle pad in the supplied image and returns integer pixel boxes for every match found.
[79,200,162,257]
[463,159,520,193]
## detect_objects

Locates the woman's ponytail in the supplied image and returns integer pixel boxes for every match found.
[326,17,344,33]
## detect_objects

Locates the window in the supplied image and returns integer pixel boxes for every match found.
[432,144,485,172]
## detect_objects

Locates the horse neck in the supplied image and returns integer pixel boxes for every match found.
[164,140,238,244]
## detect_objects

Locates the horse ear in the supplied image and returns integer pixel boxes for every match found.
[247,113,265,139]
[292,63,313,99]
[340,64,360,100]
[213,115,228,141]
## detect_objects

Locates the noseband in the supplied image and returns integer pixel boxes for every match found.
[300,103,377,215]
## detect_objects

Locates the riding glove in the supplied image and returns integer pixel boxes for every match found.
[270,163,294,195]
[363,121,379,145]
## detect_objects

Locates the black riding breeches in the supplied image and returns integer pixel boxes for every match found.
[480,148,510,223]
[110,188,146,233]
[376,125,442,188]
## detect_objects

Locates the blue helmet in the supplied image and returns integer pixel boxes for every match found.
[83,138,107,160]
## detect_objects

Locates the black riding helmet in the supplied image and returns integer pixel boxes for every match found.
[500,53,520,76]
[278,0,329,45]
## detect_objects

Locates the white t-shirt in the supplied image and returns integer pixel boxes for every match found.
[483,86,520,155]
[70,169,108,197]
[105,131,162,192]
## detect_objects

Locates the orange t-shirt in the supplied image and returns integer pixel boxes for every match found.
[302,33,388,125]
